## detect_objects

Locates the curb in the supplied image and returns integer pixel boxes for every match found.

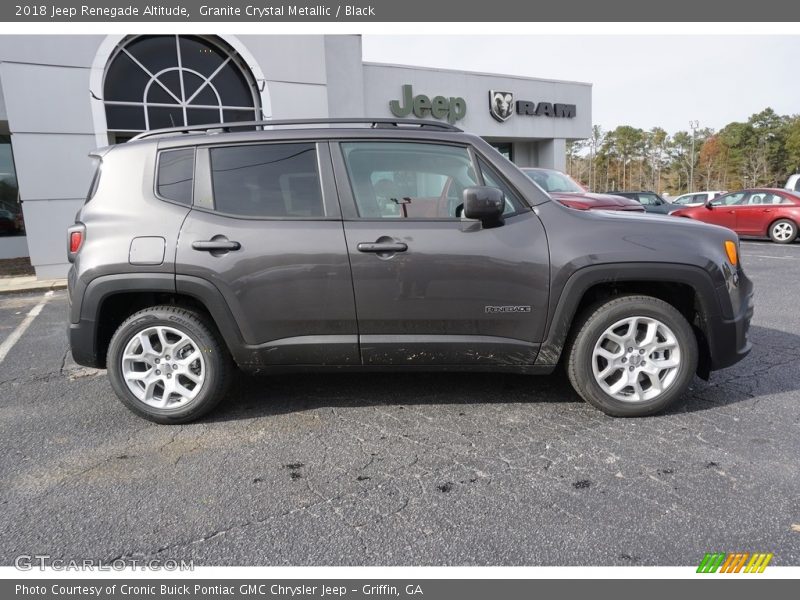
[0,279,68,295]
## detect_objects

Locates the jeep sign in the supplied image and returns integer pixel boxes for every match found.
[389,84,467,124]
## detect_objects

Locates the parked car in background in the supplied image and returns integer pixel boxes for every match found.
[671,188,800,243]
[671,191,728,207]
[609,191,677,214]
[522,168,644,212]
[14,211,24,233]
[784,174,800,193]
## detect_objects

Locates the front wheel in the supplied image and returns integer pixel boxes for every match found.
[768,219,797,244]
[567,295,698,417]
[107,306,232,424]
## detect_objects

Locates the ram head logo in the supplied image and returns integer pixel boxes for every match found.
[489,90,514,122]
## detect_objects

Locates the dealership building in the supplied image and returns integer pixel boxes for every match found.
[0,34,592,278]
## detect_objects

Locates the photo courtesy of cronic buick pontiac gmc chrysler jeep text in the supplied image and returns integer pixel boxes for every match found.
[66,119,754,424]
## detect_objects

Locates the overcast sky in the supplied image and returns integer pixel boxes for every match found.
[362,35,800,135]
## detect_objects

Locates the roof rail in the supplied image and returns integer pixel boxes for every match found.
[129,118,462,141]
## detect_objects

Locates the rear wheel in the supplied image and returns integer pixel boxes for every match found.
[567,295,698,417]
[768,219,797,244]
[107,306,232,424]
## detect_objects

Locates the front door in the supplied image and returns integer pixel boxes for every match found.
[705,191,746,230]
[333,140,550,366]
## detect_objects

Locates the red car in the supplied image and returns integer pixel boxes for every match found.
[671,188,800,244]
[521,168,644,212]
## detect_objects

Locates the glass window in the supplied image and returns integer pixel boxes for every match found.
[157,148,195,204]
[0,134,23,236]
[477,158,525,215]
[712,192,745,206]
[523,169,584,193]
[341,142,479,219]
[490,142,513,162]
[637,193,661,206]
[210,143,323,218]
[747,193,786,205]
[103,35,260,139]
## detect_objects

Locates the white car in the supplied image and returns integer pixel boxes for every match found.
[671,191,727,207]
[785,174,800,193]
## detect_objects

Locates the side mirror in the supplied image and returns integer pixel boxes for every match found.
[705,200,715,209]
[463,186,504,227]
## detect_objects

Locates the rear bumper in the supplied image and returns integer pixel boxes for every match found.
[706,271,754,371]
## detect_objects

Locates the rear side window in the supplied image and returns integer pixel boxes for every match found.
[209,143,323,218]
[157,148,195,205]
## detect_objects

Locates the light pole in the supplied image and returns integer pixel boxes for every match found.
[689,120,699,193]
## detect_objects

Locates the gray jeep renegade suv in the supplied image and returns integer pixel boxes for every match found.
[67,118,753,424]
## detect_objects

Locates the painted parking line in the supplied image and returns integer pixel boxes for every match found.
[0,290,53,364]
[741,241,800,248]
[748,254,797,260]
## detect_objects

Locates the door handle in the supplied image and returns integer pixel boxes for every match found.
[192,240,241,252]
[763,208,773,213]
[357,241,408,253]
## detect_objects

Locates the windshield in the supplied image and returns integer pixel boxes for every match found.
[524,169,584,193]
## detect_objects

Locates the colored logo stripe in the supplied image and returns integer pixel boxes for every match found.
[697,553,726,573]
[697,552,773,573]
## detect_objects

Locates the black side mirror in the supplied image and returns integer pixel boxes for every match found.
[463,186,504,227]
[705,199,714,209]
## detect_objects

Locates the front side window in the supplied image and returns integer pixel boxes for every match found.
[156,148,194,204]
[341,142,479,219]
[638,193,661,206]
[209,143,323,218]
[726,193,750,206]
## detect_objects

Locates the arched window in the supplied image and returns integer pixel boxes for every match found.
[103,35,261,141]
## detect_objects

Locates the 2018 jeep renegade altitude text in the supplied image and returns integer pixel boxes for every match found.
[67,119,754,424]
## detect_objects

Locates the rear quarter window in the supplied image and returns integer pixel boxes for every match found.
[156,148,195,205]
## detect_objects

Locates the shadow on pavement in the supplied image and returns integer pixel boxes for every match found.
[205,325,799,423]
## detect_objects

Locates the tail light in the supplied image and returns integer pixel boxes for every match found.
[67,224,85,262]
[69,231,83,253]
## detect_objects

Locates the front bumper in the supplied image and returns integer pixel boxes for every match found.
[706,270,754,371]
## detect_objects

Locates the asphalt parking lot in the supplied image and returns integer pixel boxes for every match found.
[1,241,799,566]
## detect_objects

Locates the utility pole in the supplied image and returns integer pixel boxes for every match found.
[689,120,699,193]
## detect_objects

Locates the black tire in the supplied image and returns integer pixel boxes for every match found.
[107,305,232,424]
[567,295,698,417]
[768,219,797,244]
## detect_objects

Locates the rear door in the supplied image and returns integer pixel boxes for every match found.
[175,140,358,365]
[735,191,785,235]
[332,140,550,367]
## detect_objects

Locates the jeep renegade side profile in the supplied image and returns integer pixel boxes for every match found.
[67,119,754,424]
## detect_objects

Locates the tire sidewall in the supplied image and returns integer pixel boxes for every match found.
[570,298,698,417]
[769,219,797,244]
[107,309,226,423]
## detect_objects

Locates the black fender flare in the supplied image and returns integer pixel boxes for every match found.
[75,273,248,365]
[535,262,727,366]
